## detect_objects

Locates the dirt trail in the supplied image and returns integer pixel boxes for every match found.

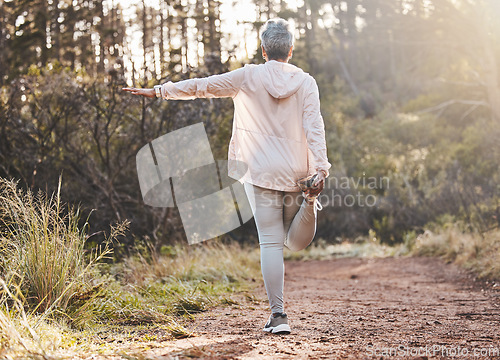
[143,257,500,359]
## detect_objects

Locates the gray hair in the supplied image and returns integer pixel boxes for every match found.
[259,18,294,60]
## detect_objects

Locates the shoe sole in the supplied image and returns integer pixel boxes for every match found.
[263,323,291,334]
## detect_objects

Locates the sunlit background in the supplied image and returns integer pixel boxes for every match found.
[117,0,305,82]
[2,1,500,357]
[1,0,499,244]
[119,0,258,78]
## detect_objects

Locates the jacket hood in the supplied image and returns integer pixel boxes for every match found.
[260,61,308,99]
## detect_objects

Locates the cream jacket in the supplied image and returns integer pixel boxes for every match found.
[160,60,331,192]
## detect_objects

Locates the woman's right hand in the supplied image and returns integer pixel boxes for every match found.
[306,172,325,197]
[312,171,325,188]
[122,87,156,98]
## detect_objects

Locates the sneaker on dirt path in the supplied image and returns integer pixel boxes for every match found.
[263,312,291,334]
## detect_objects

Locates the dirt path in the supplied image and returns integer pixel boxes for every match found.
[141,257,500,359]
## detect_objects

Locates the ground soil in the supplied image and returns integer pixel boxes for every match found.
[124,256,500,359]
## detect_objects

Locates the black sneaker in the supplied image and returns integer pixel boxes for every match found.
[263,312,291,334]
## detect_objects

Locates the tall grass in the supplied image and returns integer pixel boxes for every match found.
[0,176,125,325]
[0,278,55,359]
[0,176,262,357]
[412,227,500,280]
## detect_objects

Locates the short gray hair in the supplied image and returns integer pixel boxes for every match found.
[259,18,294,60]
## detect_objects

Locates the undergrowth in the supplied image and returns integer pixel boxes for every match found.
[9,173,497,358]
[287,225,499,282]
[284,234,409,261]
[0,177,261,358]
[411,227,500,280]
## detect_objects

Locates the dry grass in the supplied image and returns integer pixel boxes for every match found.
[0,278,79,359]
[0,176,262,358]
[287,227,499,281]
[412,227,500,280]
[0,176,122,325]
[119,241,260,286]
[0,238,262,358]
[284,235,409,261]
[97,240,261,326]
[0,176,130,358]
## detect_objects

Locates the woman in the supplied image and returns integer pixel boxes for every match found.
[123,18,331,335]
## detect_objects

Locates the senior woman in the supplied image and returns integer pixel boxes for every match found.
[123,18,331,335]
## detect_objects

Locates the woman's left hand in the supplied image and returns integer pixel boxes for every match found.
[122,87,156,98]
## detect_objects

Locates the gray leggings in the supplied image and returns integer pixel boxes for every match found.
[244,183,318,314]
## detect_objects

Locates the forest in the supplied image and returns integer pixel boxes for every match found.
[1,0,500,357]
[1,0,499,248]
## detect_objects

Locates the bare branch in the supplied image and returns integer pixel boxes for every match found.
[415,99,490,114]
[436,77,486,88]
[460,104,480,121]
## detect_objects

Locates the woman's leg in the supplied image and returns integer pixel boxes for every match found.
[283,192,318,252]
[244,183,286,315]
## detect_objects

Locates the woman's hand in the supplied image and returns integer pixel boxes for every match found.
[313,170,326,188]
[122,87,156,98]
[307,171,326,197]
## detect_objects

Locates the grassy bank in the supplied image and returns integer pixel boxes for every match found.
[411,227,500,280]
[286,226,499,282]
[2,175,498,358]
[0,177,261,358]
[1,241,261,358]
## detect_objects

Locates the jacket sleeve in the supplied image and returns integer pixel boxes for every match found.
[160,67,246,100]
[302,76,332,177]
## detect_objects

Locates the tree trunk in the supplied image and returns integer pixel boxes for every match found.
[97,0,105,74]
[0,0,6,85]
[141,0,148,80]
[481,35,500,120]
[159,0,165,76]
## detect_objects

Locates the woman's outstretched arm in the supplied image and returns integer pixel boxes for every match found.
[122,67,246,100]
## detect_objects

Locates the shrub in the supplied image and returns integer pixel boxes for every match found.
[0,176,126,326]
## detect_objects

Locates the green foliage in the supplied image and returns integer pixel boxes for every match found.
[316,75,499,243]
